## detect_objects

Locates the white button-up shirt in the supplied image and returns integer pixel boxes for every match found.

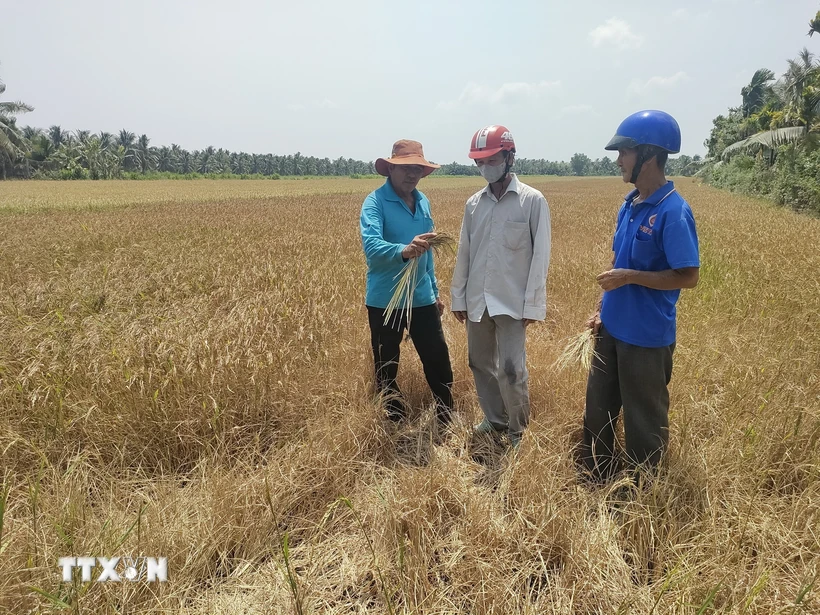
[450,174,551,323]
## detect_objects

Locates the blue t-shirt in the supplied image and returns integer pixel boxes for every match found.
[600,181,699,348]
[360,180,438,309]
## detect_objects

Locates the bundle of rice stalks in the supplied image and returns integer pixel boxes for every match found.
[554,328,601,373]
[384,232,456,330]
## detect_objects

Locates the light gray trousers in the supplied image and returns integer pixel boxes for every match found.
[466,309,530,438]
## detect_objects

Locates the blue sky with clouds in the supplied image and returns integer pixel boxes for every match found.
[2,0,818,162]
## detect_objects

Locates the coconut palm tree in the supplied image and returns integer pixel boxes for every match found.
[22,125,42,141]
[723,50,819,160]
[75,129,92,145]
[0,74,33,178]
[168,144,183,173]
[48,125,68,149]
[117,130,137,171]
[136,134,155,174]
[179,149,193,174]
[741,69,777,117]
[198,146,217,173]
[156,146,171,172]
[98,131,114,151]
[779,48,820,126]
[29,134,56,163]
[80,137,106,179]
[809,10,820,37]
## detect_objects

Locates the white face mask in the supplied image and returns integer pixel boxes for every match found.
[479,161,506,183]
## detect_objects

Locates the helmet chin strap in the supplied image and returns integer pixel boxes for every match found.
[491,151,513,186]
[630,145,664,184]
[630,148,648,184]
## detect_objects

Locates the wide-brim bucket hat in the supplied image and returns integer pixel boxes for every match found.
[375,140,440,177]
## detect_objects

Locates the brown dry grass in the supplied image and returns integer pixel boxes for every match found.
[1,176,818,614]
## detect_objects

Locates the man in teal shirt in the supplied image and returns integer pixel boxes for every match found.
[360,140,454,424]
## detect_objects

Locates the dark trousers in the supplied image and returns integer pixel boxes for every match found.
[367,304,454,422]
[582,325,675,481]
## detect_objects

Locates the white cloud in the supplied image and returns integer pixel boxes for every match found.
[671,8,688,20]
[438,80,561,110]
[588,18,643,50]
[628,71,690,96]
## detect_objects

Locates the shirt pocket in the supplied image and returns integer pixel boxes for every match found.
[631,233,659,264]
[503,221,530,251]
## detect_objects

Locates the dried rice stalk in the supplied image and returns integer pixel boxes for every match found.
[384,232,456,330]
[554,328,602,373]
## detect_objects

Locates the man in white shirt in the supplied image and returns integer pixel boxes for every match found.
[451,125,551,448]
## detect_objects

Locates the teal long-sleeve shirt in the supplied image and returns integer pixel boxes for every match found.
[360,179,438,309]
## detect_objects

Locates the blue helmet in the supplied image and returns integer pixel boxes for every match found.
[605,110,681,154]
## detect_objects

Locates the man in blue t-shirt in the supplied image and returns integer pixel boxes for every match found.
[581,110,700,482]
[360,140,454,425]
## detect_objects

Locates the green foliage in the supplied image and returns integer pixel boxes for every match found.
[721,126,808,160]
[118,171,285,181]
[705,108,747,158]
[741,69,776,117]
[592,155,619,176]
[704,15,820,214]
[434,157,620,177]
[810,10,820,37]
[0,66,33,179]
[58,165,89,180]
[666,154,704,177]
[708,154,771,195]
[435,161,480,176]
[570,152,592,176]
[770,145,820,214]
[705,146,819,215]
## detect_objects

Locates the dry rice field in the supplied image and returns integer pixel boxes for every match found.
[1,176,819,614]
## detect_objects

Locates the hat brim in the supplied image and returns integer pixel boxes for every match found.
[604,135,639,151]
[468,146,505,160]
[375,156,440,177]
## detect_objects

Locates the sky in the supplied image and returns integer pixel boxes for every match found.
[2,0,819,163]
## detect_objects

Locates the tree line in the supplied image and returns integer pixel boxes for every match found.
[2,76,701,181]
[0,123,702,180]
[438,153,701,177]
[701,8,820,213]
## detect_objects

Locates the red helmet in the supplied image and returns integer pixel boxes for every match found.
[468,125,516,159]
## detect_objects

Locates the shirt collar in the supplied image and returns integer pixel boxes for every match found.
[384,179,420,204]
[481,173,521,199]
[625,181,676,207]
